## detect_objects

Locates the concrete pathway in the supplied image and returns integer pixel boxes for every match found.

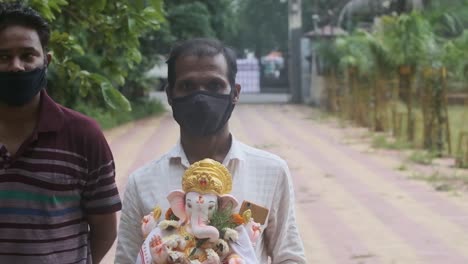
[101,104,468,264]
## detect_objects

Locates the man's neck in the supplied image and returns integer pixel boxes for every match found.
[0,94,41,134]
[180,125,232,164]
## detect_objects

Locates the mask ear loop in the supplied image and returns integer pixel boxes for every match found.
[213,84,237,133]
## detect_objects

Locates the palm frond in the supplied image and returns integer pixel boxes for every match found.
[335,30,377,76]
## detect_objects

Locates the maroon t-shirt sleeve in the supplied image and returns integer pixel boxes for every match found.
[80,119,122,214]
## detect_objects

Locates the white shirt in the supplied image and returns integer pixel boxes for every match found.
[115,137,306,264]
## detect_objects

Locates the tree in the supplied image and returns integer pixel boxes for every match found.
[232,0,289,57]
[335,30,378,127]
[315,38,342,112]
[379,12,434,141]
[10,0,165,111]
[141,0,239,58]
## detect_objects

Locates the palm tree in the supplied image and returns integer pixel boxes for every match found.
[416,2,468,154]
[441,30,468,158]
[379,12,434,141]
[366,25,400,131]
[335,30,377,127]
[315,40,342,113]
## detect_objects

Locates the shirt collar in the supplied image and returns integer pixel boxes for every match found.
[168,135,246,167]
[37,89,65,133]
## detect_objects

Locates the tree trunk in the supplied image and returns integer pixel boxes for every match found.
[407,74,415,142]
[421,74,434,150]
[392,78,400,137]
[399,68,415,142]
[326,70,340,113]
[395,0,407,14]
[435,83,444,155]
[348,68,357,121]
[456,132,468,168]
[441,68,451,155]
[374,78,385,132]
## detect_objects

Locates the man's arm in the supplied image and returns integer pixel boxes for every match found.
[264,162,306,263]
[88,213,118,263]
[115,174,145,264]
[81,124,122,262]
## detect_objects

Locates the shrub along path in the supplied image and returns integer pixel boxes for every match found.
[102,104,468,264]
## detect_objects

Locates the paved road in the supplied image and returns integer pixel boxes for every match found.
[102,104,468,264]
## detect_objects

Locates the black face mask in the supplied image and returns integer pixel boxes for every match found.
[171,90,235,137]
[0,67,47,106]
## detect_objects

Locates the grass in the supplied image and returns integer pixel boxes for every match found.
[409,171,468,192]
[408,150,437,165]
[319,82,468,165]
[450,106,468,158]
[371,102,467,167]
[371,134,413,150]
[393,103,467,155]
[305,111,331,121]
[452,107,468,168]
[396,163,408,171]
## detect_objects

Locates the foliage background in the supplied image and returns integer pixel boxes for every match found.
[1,0,166,127]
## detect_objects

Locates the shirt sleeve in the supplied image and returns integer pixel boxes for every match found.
[115,173,146,264]
[264,161,307,263]
[82,127,121,214]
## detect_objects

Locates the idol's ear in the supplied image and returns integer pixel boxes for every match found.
[167,190,186,221]
[218,194,239,211]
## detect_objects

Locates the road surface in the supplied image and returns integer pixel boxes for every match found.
[102,104,468,264]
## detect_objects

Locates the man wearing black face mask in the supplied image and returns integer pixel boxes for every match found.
[116,38,306,264]
[0,3,121,264]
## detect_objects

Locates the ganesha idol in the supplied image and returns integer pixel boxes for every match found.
[136,158,262,264]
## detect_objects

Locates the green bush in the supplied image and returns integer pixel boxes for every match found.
[74,98,165,130]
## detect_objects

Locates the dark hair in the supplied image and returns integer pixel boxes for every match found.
[166,38,237,92]
[0,2,50,50]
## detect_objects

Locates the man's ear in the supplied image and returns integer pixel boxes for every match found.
[46,52,52,66]
[233,84,241,104]
[165,85,172,106]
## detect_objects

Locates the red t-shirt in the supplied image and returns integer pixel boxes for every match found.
[0,90,121,263]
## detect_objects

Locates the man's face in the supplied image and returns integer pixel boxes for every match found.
[172,54,232,98]
[0,25,48,72]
